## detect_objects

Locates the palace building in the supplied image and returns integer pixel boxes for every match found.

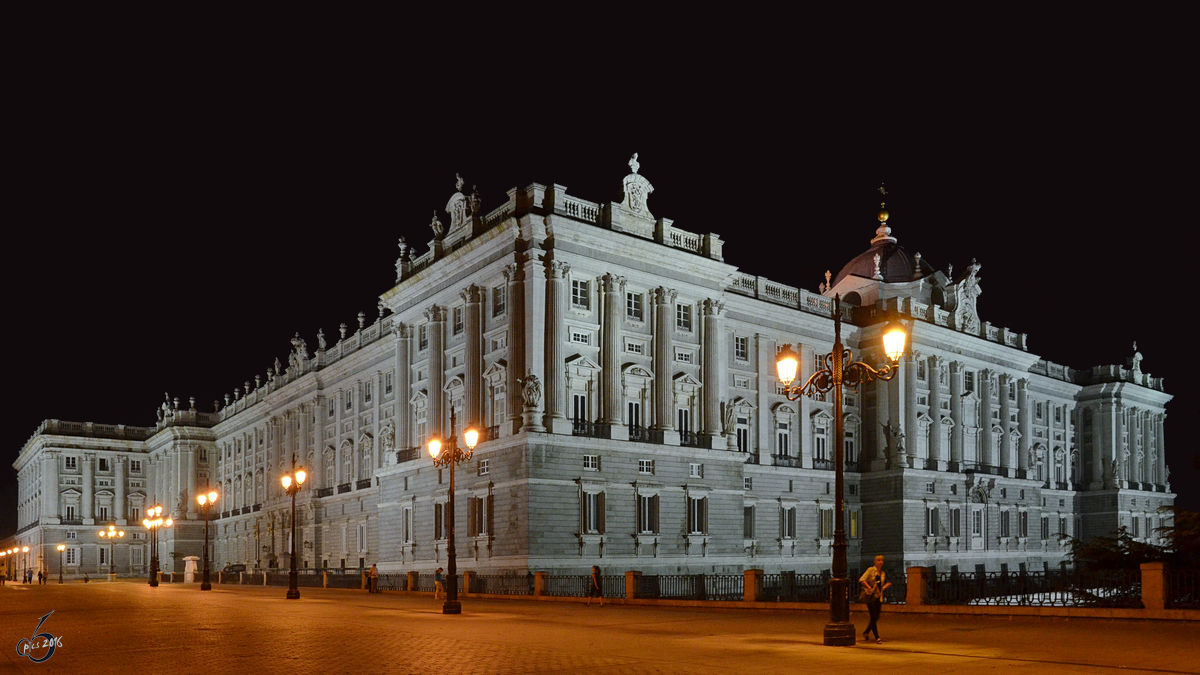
[11,158,1173,581]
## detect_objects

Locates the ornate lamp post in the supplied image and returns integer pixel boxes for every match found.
[427,409,479,615]
[197,488,219,590]
[776,294,906,646]
[56,545,65,584]
[281,455,306,600]
[22,546,29,582]
[97,525,125,581]
[142,505,172,587]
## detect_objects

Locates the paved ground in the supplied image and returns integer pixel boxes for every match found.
[1,580,1196,674]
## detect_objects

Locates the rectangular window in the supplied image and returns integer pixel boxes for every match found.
[571,279,590,310]
[972,510,983,536]
[419,325,428,351]
[573,393,588,422]
[492,285,506,317]
[625,339,644,355]
[98,506,109,521]
[98,458,110,472]
[434,503,447,540]
[478,459,490,476]
[626,292,643,321]
[467,495,492,537]
[131,507,141,522]
[1019,511,1029,538]
[777,422,790,456]
[638,494,659,534]
[345,391,353,411]
[66,548,77,565]
[964,371,975,393]
[130,460,141,473]
[744,506,755,538]
[627,401,642,428]
[781,506,797,539]
[385,372,393,395]
[844,395,856,407]
[676,303,692,331]
[364,382,372,404]
[737,417,750,453]
[65,456,78,471]
[1037,402,1044,419]
[328,398,335,416]
[925,482,935,494]
[1055,406,1062,424]
[581,492,604,534]
[571,330,590,345]
[734,336,748,361]
[950,508,962,537]
[850,509,861,538]
[583,454,600,471]
[744,477,753,490]
[357,524,366,553]
[675,349,693,364]
[677,408,691,434]
[66,505,77,520]
[1000,511,1011,537]
[403,507,413,543]
[638,459,655,475]
[1009,381,1017,400]
[687,496,708,534]
[820,509,834,538]
[734,375,750,388]
[844,431,857,463]
[925,507,940,536]
[689,463,703,479]
[814,430,828,461]
[66,531,77,539]
[918,394,928,406]
[1059,517,1067,535]
[453,307,464,335]
[491,335,508,352]
[1131,515,1139,537]
[917,361,927,380]
[1041,516,1050,540]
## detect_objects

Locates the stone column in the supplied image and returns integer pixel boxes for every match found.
[463,285,483,430]
[652,287,679,443]
[83,453,95,524]
[114,456,126,523]
[1018,379,1031,475]
[903,351,917,469]
[185,448,196,518]
[427,305,446,437]
[544,261,569,434]
[1115,404,1126,486]
[1156,414,1167,487]
[504,263,523,430]
[522,256,546,432]
[872,359,890,471]
[395,324,410,450]
[42,452,59,522]
[600,274,626,432]
[756,334,772,458]
[928,356,944,468]
[315,395,326,489]
[372,374,381,469]
[999,375,1012,474]
[949,362,964,466]
[701,298,724,440]
[979,369,993,468]
[1094,403,1113,488]
[1141,411,1152,485]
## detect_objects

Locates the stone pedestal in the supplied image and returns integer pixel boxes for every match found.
[183,556,200,583]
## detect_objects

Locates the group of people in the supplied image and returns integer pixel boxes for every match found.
[8,569,49,584]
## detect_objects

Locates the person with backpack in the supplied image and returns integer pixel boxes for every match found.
[859,555,891,643]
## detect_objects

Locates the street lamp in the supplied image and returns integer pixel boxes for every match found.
[56,545,65,584]
[197,489,219,590]
[142,505,173,587]
[776,294,905,646]
[281,455,306,600]
[427,409,479,615]
[22,546,29,583]
[97,525,125,581]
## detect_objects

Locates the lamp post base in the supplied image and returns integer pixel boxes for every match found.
[823,622,858,646]
[108,573,117,583]
[200,582,212,591]
[286,588,300,600]
[442,601,462,615]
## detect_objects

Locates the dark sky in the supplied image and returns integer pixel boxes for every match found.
[2,50,1194,538]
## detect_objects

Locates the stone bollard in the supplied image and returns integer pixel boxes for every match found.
[323,571,329,588]
[906,567,929,606]
[1140,561,1167,610]
[625,571,641,600]
[743,569,763,603]
[462,571,472,596]
[263,571,268,586]
[534,571,548,597]
[407,571,419,593]
[361,571,367,590]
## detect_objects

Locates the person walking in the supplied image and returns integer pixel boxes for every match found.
[434,567,445,600]
[586,566,604,607]
[37,570,43,585]
[859,555,891,643]
[368,564,378,593]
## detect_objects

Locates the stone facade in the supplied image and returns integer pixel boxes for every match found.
[11,158,1173,581]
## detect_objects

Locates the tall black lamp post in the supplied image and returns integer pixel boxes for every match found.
[776,294,906,646]
[197,488,219,590]
[143,505,172,587]
[281,455,306,600]
[56,545,65,584]
[98,525,125,581]
[427,409,479,615]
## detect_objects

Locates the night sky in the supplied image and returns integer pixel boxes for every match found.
[3,55,1193,539]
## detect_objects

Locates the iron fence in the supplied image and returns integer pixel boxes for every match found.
[377,574,407,591]
[468,574,534,595]
[1169,568,1199,609]
[927,569,1141,607]
[637,574,743,601]
[760,573,828,602]
[543,574,622,598]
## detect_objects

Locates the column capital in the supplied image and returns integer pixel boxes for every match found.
[425,305,445,323]
[702,298,725,316]
[545,259,570,279]
[459,285,484,304]
[393,322,408,339]
[652,287,677,305]
[601,273,627,293]
[950,360,962,374]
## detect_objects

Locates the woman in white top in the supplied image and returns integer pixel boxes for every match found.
[859,555,891,643]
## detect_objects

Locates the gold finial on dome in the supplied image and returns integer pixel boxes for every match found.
[877,184,889,222]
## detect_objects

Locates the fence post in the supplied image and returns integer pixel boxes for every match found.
[534,571,548,597]
[323,571,328,588]
[906,566,929,606]
[407,571,418,593]
[361,571,367,590]
[625,570,641,600]
[462,571,472,596]
[263,571,267,586]
[238,571,243,585]
[1140,561,1167,610]
[744,569,763,602]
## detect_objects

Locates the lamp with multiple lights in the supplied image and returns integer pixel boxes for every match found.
[281,456,306,600]
[142,505,172,587]
[197,488,219,590]
[776,292,906,646]
[97,525,125,581]
[427,409,479,615]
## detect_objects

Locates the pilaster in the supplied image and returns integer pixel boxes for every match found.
[82,452,95,524]
[1018,379,1031,473]
[395,323,410,451]
[427,304,446,437]
[463,285,483,430]
[544,260,571,434]
[652,287,677,439]
[522,256,547,431]
[702,298,724,437]
[949,362,964,464]
[601,274,626,428]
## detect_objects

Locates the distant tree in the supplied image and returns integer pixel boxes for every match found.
[1066,526,1163,571]
[1156,507,1200,569]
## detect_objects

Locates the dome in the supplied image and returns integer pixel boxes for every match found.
[831,223,935,286]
